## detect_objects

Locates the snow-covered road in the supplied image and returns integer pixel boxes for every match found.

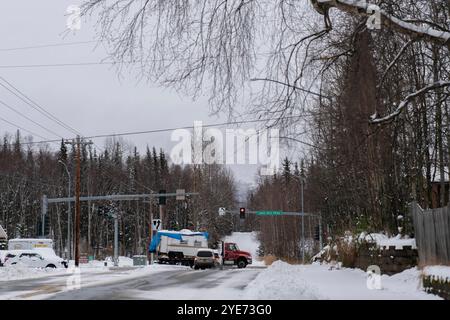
[0,263,441,300]
[0,265,264,300]
[50,267,263,300]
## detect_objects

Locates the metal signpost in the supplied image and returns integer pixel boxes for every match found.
[219,207,322,263]
[42,191,199,267]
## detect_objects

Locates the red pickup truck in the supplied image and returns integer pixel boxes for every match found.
[222,242,252,268]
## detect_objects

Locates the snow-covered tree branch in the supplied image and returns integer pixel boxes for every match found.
[312,0,450,48]
[370,81,450,124]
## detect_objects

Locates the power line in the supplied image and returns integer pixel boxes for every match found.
[0,76,83,136]
[0,76,153,193]
[17,116,304,146]
[0,115,49,141]
[0,40,99,52]
[0,52,276,69]
[0,61,117,69]
[0,98,64,139]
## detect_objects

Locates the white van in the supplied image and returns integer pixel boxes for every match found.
[8,239,53,250]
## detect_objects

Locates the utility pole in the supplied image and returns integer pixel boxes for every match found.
[41,195,48,237]
[113,210,119,267]
[319,214,323,251]
[149,200,154,264]
[74,136,81,268]
[58,160,72,260]
[300,165,306,264]
[65,136,93,267]
[159,190,166,229]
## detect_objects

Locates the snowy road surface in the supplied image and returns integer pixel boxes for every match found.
[0,266,263,300]
[0,262,441,300]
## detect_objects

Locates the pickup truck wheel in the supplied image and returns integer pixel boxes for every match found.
[46,264,57,269]
[237,259,247,269]
[194,265,199,270]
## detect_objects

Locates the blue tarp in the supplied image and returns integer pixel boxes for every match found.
[148,231,209,253]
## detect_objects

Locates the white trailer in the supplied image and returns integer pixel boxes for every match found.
[149,230,209,266]
[8,238,53,250]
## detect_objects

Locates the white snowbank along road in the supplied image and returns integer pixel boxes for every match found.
[243,261,440,300]
[0,232,444,300]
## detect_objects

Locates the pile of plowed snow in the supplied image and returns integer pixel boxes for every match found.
[242,261,440,300]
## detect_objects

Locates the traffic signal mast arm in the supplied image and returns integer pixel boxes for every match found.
[220,208,316,217]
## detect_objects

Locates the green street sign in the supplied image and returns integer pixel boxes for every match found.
[256,211,283,216]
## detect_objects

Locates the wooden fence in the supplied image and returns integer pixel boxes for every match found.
[410,202,450,266]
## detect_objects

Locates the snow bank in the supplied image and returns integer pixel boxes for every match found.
[243,261,440,300]
[243,261,321,299]
[69,256,135,268]
[0,265,65,281]
[222,232,264,266]
[424,266,450,280]
[358,233,417,250]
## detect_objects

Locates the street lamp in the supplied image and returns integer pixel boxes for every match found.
[58,160,72,260]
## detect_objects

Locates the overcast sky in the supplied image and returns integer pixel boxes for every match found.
[0,1,304,189]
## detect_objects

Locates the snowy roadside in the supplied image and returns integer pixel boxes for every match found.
[0,256,136,282]
[242,261,441,300]
[423,265,450,280]
[0,263,191,300]
[0,265,68,282]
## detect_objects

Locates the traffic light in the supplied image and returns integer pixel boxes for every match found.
[39,218,50,237]
[240,208,246,219]
[314,225,320,241]
[159,190,167,205]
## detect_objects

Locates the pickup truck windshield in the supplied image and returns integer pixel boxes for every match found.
[197,251,213,257]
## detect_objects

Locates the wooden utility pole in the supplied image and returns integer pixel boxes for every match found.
[75,136,81,267]
[65,136,93,267]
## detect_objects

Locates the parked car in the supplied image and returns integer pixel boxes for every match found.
[194,249,215,270]
[2,250,68,269]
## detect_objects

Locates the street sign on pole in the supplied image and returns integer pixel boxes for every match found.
[256,211,283,216]
[152,219,162,231]
[176,189,186,201]
[218,207,226,216]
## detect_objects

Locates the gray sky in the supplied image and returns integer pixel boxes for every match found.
[0,1,304,188]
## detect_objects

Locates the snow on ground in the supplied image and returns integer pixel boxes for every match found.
[0,265,67,282]
[242,261,440,300]
[358,233,417,249]
[424,266,450,280]
[131,269,260,300]
[0,256,138,282]
[0,263,191,300]
[222,232,265,266]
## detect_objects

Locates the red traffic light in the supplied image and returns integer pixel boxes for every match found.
[240,207,246,218]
